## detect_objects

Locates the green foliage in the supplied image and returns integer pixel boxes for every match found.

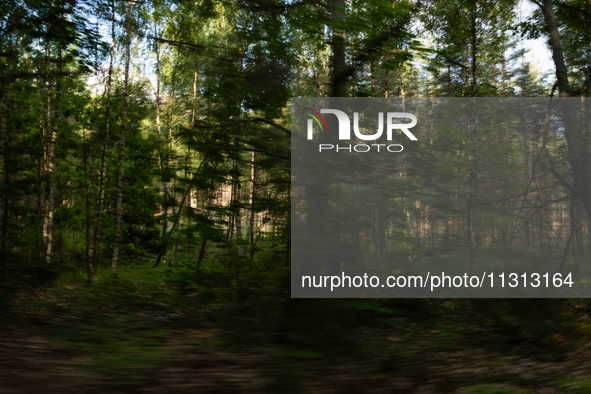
[0,0,591,390]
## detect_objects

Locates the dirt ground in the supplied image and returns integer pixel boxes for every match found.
[2,287,591,393]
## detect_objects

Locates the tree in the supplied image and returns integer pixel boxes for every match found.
[92,0,115,274]
[111,0,133,278]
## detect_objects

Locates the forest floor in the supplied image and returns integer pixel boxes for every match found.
[2,268,591,393]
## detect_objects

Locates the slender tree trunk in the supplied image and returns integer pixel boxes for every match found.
[84,127,92,283]
[167,61,179,266]
[227,189,235,242]
[51,46,62,259]
[191,61,209,271]
[192,64,198,126]
[0,36,11,266]
[248,151,256,260]
[501,47,507,97]
[304,0,346,281]
[93,3,115,272]
[111,0,132,278]
[427,98,435,247]
[586,47,591,266]
[583,47,591,264]
[470,6,477,97]
[314,55,320,96]
[196,164,213,273]
[170,149,189,268]
[528,123,538,244]
[0,162,7,267]
[232,153,244,282]
[538,0,570,97]
[373,204,380,261]
[168,217,180,267]
[586,47,591,97]
[43,44,61,264]
[536,0,591,265]
[370,61,378,96]
[0,111,8,267]
[0,50,6,210]
[171,146,191,267]
[330,0,347,98]
[234,18,247,284]
[86,32,100,284]
[196,238,207,273]
[42,43,51,262]
[186,65,199,256]
[467,8,480,246]
[37,80,45,260]
[155,21,168,242]
[447,64,451,96]
[470,111,479,245]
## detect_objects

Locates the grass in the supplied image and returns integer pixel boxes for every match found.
[2,260,591,392]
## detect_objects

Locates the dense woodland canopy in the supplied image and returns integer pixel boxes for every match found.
[0,0,589,286]
[2,0,591,391]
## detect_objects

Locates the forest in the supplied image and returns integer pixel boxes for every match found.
[1,0,591,391]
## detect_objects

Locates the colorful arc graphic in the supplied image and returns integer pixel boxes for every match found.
[304,107,329,131]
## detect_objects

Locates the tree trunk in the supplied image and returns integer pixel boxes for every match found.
[42,43,51,263]
[0,112,7,267]
[232,154,244,283]
[155,22,168,242]
[370,61,378,96]
[167,61,179,266]
[171,148,190,268]
[470,5,477,97]
[192,64,198,126]
[330,0,347,97]
[470,110,479,245]
[43,44,61,264]
[86,31,100,284]
[196,163,213,273]
[586,48,591,267]
[232,17,246,283]
[538,0,571,97]
[536,0,591,266]
[0,36,11,267]
[84,126,92,283]
[171,147,191,267]
[111,1,132,278]
[467,7,480,246]
[37,85,44,260]
[501,47,507,97]
[93,2,115,272]
[586,47,591,97]
[248,151,256,260]
[447,64,451,96]
[0,59,6,214]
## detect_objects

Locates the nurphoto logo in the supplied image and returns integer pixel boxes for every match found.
[304,108,418,153]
